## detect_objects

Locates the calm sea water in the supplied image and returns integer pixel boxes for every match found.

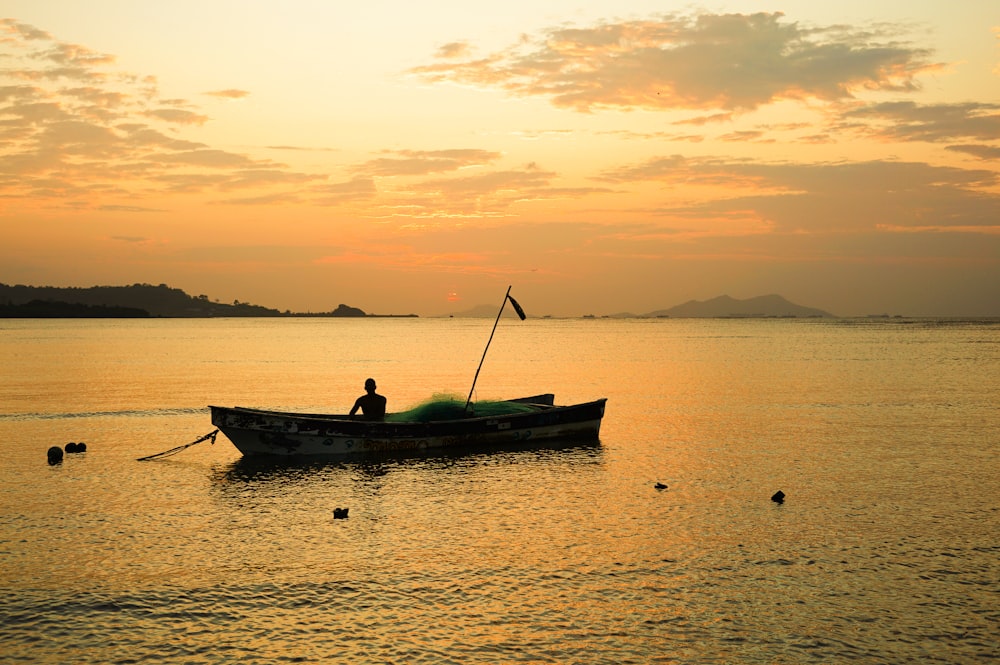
[1,317,997,664]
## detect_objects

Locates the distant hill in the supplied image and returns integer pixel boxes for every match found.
[0,299,150,318]
[646,294,834,318]
[1,283,832,319]
[0,283,376,318]
[444,294,832,318]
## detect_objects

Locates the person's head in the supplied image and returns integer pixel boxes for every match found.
[364,378,377,392]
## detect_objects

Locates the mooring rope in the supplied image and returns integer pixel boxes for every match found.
[137,429,219,461]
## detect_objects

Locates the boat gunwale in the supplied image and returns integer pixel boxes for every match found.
[207,394,602,428]
[209,399,604,426]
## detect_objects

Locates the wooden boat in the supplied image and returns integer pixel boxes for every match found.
[209,394,606,457]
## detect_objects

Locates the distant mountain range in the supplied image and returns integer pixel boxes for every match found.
[643,294,833,318]
[1,282,832,318]
[448,294,833,318]
[0,283,416,318]
[445,295,835,319]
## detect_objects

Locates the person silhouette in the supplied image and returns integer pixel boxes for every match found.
[349,378,386,421]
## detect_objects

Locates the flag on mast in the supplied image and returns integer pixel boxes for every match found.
[507,294,526,320]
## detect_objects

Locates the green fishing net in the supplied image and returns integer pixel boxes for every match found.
[386,393,539,423]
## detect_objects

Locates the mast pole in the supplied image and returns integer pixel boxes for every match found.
[464,285,512,412]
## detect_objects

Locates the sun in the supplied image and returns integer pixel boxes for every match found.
[447,291,461,302]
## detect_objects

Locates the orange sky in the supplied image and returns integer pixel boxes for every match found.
[1,2,998,316]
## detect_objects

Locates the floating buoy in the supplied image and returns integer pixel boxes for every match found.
[47,446,64,465]
[771,490,785,504]
[333,507,349,519]
[65,442,78,453]
[654,482,668,490]
[76,442,87,452]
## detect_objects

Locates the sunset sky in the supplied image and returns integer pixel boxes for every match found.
[2,1,998,316]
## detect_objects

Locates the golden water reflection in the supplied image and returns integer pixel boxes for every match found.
[1,318,997,663]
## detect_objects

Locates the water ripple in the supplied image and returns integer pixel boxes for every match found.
[0,407,207,422]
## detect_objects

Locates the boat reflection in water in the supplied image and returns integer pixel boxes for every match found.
[214,432,606,486]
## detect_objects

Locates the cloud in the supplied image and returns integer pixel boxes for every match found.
[0,22,318,208]
[204,88,250,99]
[357,149,501,176]
[117,124,204,151]
[0,19,51,41]
[673,112,735,125]
[61,85,127,107]
[286,153,610,219]
[718,130,771,143]
[101,206,164,213]
[167,168,322,198]
[0,16,586,221]
[311,176,377,204]
[397,164,558,216]
[434,42,471,59]
[212,192,302,206]
[4,49,115,86]
[223,168,320,190]
[600,155,1000,235]
[265,145,339,152]
[152,149,259,168]
[839,101,1000,142]
[417,167,552,194]
[410,12,937,113]
[143,108,209,125]
[946,144,1000,160]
